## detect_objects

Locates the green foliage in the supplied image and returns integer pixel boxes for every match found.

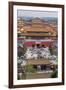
[18,74,20,80]
[18,73,27,80]
[51,70,58,78]
[18,33,21,37]
[22,73,27,79]
[26,65,37,73]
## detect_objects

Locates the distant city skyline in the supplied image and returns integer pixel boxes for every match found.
[17,9,58,18]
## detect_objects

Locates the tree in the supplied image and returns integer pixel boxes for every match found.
[51,70,58,78]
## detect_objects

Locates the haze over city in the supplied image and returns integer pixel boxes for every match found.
[17,10,58,18]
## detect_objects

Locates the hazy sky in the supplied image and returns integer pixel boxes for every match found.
[17,10,58,18]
